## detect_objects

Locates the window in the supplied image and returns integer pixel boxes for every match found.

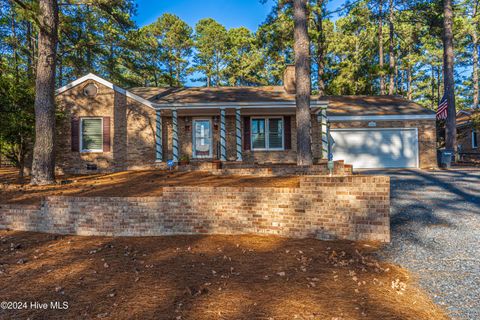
[251,117,284,150]
[81,118,103,152]
[473,129,478,149]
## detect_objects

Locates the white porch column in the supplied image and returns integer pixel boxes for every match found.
[320,107,328,159]
[220,108,227,161]
[235,108,242,161]
[172,109,179,163]
[155,110,163,161]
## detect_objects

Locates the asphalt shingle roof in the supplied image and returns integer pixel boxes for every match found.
[128,86,435,116]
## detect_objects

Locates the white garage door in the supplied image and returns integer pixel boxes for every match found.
[330,128,419,169]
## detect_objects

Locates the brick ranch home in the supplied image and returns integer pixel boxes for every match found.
[457,109,479,162]
[55,66,437,173]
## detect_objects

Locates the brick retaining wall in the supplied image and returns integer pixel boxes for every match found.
[0,175,390,242]
[178,161,352,177]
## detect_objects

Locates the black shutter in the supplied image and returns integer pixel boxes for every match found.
[284,116,291,150]
[243,116,251,150]
[71,117,80,152]
[103,117,111,152]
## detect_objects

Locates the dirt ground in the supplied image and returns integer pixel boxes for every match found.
[0,231,447,320]
[0,168,300,205]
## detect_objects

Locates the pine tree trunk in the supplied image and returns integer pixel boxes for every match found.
[26,21,34,80]
[316,0,325,96]
[443,0,457,151]
[474,42,479,108]
[10,1,20,83]
[30,0,59,185]
[294,0,313,166]
[388,0,395,95]
[431,64,435,109]
[378,0,385,95]
[407,65,412,100]
[472,4,479,108]
[395,54,400,93]
[58,41,63,87]
[437,66,441,104]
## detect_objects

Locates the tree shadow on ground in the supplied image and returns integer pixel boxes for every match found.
[362,169,480,251]
[0,230,447,320]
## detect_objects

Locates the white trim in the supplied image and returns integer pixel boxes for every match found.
[80,117,104,153]
[250,116,285,151]
[415,127,420,168]
[328,114,436,121]
[330,127,420,169]
[56,73,155,109]
[192,118,213,158]
[331,127,418,131]
[473,129,478,149]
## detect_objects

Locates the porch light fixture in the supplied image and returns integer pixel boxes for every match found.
[185,116,191,131]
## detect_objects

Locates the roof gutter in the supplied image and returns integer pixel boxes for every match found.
[328,114,437,121]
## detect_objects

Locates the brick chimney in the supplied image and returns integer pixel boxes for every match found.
[283,65,296,94]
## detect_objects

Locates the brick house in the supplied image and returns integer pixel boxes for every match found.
[55,66,437,173]
[457,109,480,162]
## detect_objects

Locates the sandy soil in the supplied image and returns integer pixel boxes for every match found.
[0,168,300,205]
[0,230,447,320]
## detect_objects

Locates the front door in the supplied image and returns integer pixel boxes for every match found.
[193,119,212,158]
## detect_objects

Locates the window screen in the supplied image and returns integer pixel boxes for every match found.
[251,118,266,149]
[251,117,284,150]
[81,118,103,151]
[268,118,283,149]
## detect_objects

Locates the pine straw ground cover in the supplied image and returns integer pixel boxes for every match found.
[0,231,447,320]
[0,168,300,205]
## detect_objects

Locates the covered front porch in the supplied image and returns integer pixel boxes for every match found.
[152,102,330,165]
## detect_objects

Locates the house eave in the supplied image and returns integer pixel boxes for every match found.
[152,100,329,109]
[55,73,155,109]
[328,114,437,121]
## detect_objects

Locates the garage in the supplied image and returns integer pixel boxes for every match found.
[330,128,419,169]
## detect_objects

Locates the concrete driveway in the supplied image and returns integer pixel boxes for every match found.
[360,169,480,320]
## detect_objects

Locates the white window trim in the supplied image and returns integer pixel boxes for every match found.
[250,116,285,151]
[473,129,478,149]
[80,117,104,153]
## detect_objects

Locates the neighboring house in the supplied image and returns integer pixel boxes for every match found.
[55,66,437,173]
[457,109,480,161]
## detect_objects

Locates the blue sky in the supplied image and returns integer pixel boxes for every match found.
[135,0,276,30]
[135,0,346,30]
